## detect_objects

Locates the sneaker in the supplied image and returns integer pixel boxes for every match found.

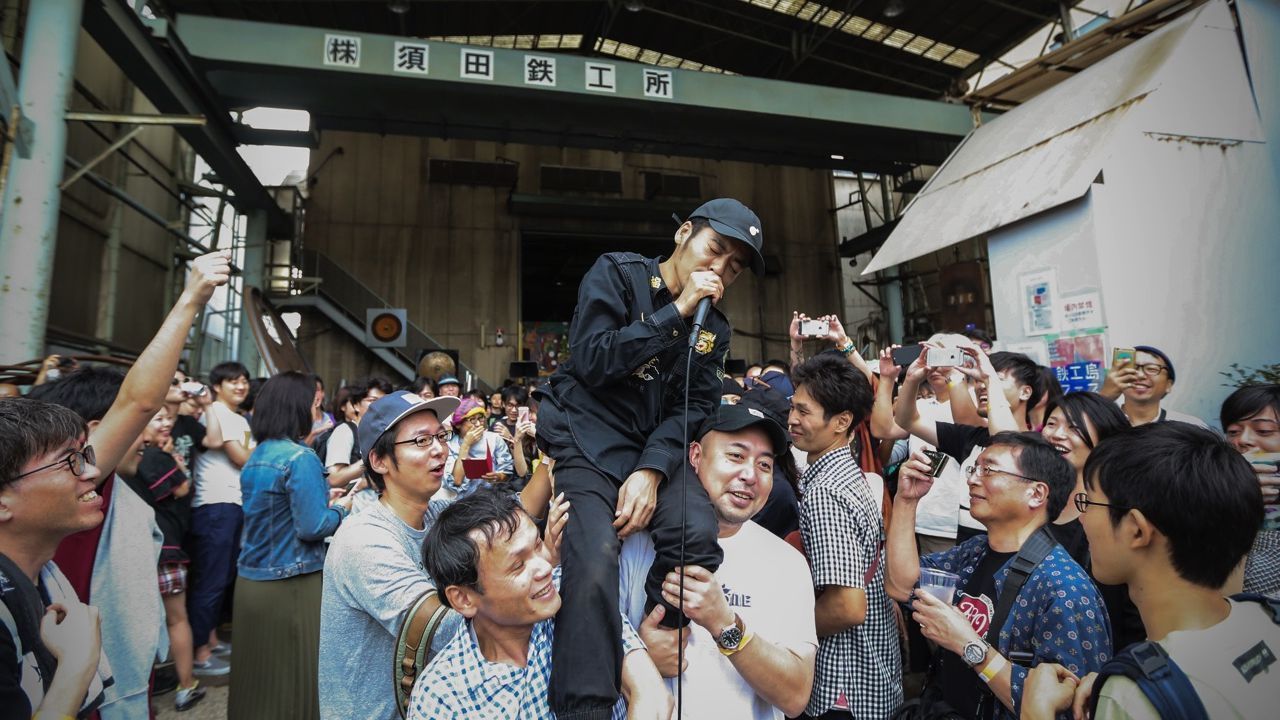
[210,641,232,658]
[174,682,206,712]
[191,655,230,677]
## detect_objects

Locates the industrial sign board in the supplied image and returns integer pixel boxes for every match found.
[366,308,407,348]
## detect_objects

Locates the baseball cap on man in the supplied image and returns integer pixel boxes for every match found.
[358,390,460,465]
[697,403,789,456]
[687,198,766,276]
[437,375,460,389]
[1134,345,1176,382]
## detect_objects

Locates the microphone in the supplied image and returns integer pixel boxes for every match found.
[688,296,712,348]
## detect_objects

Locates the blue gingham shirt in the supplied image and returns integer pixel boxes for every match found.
[407,572,644,719]
[922,535,1113,719]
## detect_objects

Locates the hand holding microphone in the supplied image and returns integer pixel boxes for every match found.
[674,270,723,347]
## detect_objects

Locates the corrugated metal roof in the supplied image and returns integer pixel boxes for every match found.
[864,0,1260,273]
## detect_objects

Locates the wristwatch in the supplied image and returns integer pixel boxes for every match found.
[716,614,746,652]
[962,639,988,668]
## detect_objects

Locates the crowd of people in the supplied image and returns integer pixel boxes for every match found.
[1,200,1277,720]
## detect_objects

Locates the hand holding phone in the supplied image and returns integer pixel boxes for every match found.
[799,318,830,338]
[925,347,964,367]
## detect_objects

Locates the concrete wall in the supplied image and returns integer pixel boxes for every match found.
[300,131,843,389]
[988,0,1280,427]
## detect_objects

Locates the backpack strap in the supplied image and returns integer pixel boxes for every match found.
[1230,592,1280,624]
[1088,641,1209,720]
[985,524,1058,645]
[394,590,449,717]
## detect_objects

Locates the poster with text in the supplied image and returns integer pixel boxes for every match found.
[1019,269,1060,337]
[1045,327,1108,394]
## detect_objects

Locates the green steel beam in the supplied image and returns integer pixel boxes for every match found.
[175,14,991,169]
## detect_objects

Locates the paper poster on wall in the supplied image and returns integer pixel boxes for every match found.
[1060,290,1104,332]
[1019,269,1060,336]
[1045,327,1108,393]
[1004,340,1049,367]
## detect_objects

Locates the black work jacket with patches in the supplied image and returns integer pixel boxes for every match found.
[534,253,731,484]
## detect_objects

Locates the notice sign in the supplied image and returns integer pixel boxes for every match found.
[1019,269,1059,337]
[1060,291,1103,332]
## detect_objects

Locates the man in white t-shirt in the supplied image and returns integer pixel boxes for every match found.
[189,361,253,675]
[1022,422,1274,720]
[619,404,816,720]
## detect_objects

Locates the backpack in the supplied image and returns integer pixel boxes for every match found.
[393,590,449,717]
[1087,592,1280,720]
[312,420,359,466]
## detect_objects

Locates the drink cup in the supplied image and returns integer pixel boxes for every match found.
[918,568,961,605]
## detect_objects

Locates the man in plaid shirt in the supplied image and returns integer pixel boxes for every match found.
[407,487,671,719]
[789,354,903,718]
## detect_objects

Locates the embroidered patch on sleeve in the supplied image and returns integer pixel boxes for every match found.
[694,330,716,355]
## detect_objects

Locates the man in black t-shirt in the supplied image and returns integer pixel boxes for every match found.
[166,369,210,471]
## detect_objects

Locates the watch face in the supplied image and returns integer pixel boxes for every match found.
[963,642,986,666]
[718,625,744,650]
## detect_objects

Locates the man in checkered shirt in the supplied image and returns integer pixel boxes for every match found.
[407,487,671,719]
[789,354,903,718]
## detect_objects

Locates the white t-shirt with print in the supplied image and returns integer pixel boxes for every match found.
[911,398,969,539]
[1096,599,1280,720]
[193,402,252,507]
[618,521,818,720]
[323,422,356,468]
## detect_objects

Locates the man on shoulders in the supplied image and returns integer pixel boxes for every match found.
[619,403,816,719]
[1023,422,1272,720]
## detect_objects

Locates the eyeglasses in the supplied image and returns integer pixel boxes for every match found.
[394,430,452,449]
[1134,363,1168,378]
[10,445,96,482]
[1073,491,1130,515]
[964,464,1041,484]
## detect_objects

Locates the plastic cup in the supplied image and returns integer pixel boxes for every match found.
[918,568,961,605]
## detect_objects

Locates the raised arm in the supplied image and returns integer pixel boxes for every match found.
[893,352,940,447]
[885,450,936,601]
[870,347,909,440]
[91,252,230,482]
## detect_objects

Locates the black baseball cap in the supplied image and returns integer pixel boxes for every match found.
[697,403,789,455]
[687,198,766,276]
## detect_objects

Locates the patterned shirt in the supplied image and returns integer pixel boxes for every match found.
[407,571,644,720]
[1243,529,1280,599]
[922,535,1114,719]
[798,445,904,718]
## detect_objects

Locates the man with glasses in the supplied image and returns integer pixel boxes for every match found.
[1022,422,1274,720]
[885,432,1112,720]
[319,390,467,719]
[1099,345,1208,428]
[0,399,116,718]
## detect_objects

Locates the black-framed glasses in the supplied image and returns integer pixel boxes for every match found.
[964,464,1041,484]
[11,445,96,482]
[1074,491,1130,515]
[394,430,452,449]
[1134,363,1168,378]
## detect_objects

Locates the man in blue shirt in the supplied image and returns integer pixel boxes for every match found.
[886,432,1112,719]
[408,487,670,719]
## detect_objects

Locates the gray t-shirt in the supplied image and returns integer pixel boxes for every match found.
[318,497,463,720]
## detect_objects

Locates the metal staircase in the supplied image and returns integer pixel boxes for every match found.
[269,248,488,390]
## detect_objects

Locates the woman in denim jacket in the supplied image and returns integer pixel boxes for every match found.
[229,371,352,720]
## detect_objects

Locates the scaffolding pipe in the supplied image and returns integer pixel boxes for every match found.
[0,0,83,363]
[64,156,215,256]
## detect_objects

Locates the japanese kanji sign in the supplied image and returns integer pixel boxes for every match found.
[642,69,674,99]
[524,55,556,87]
[394,42,429,75]
[584,62,617,92]
[324,34,361,68]
[1059,291,1104,332]
[461,48,495,80]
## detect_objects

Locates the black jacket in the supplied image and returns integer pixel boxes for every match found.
[535,253,731,483]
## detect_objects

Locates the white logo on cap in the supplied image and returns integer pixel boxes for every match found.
[749,226,759,237]
[403,393,425,404]
[747,408,764,419]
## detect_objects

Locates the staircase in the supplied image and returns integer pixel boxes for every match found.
[270,248,490,391]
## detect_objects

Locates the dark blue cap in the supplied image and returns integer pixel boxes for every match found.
[358,391,460,465]
[1134,345,1175,382]
[688,198,766,276]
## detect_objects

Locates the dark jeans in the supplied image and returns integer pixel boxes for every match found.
[187,502,243,649]
[548,454,721,719]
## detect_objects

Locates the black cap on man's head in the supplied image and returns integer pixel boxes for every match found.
[697,403,788,455]
[687,198,765,276]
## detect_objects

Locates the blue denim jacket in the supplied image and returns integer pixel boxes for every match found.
[238,439,344,581]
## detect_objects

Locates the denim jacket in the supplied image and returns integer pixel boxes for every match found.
[238,439,344,581]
